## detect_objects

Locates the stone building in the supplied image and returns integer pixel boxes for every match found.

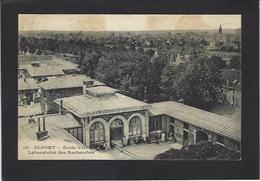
[52,80,240,151]
[39,74,105,114]
[55,81,151,149]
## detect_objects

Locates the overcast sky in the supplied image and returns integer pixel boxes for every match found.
[19,14,241,31]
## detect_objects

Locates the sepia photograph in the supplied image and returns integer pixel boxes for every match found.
[17,14,241,160]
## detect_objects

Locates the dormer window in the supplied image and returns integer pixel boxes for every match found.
[31,61,40,67]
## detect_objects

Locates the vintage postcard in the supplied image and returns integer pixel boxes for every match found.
[18,14,241,160]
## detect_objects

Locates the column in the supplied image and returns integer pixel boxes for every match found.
[145,110,149,136]
[194,129,197,144]
[81,118,86,145]
[105,126,110,149]
[85,117,91,148]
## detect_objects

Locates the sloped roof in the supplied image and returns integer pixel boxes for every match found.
[210,104,241,121]
[150,101,240,142]
[38,75,105,90]
[18,78,39,91]
[24,64,65,77]
[55,93,150,118]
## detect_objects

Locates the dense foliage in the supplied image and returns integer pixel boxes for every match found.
[18,31,240,110]
[160,55,226,110]
[154,141,240,160]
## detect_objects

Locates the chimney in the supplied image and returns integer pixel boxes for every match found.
[43,117,46,131]
[143,85,148,103]
[36,117,49,140]
[38,117,41,132]
[83,78,94,96]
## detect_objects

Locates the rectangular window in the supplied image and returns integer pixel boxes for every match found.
[216,135,224,144]
[183,130,189,140]
[149,116,162,132]
[169,117,175,124]
[183,122,189,130]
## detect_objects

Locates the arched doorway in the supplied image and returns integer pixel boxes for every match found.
[110,119,124,141]
[129,116,142,136]
[196,130,208,143]
[90,122,105,147]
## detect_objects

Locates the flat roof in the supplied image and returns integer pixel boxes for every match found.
[18,78,39,91]
[38,75,105,90]
[55,93,150,118]
[150,101,241,142]
[18,116,85,160]
[42,113,82,129]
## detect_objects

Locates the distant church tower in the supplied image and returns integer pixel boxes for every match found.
[219,24,222,34]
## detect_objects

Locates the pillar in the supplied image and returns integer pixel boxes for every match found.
[81,118,86,145]
[105,126,110,149]
[85,117,91,148]
[145,110,149,136]
[124,120,129,138]
[194,129,197,144]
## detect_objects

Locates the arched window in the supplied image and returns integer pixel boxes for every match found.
[129,116,142,136]
[110,119,123,128]
[90,122,105,144]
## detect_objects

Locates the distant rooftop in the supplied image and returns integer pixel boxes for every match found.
[86,86,119,96]
[18,55,79,71]
[18,78,39,91]
[38,75,105,90]
[23,64,65,77]
[150,101,240,142]
[55,93,150,118]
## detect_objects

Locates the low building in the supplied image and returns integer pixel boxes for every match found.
[18,78,40,105]
[150,101,240,151]
[19,62,65,80]
[55,81,151,149]
[53,81,241,152]
[38,75,105,114]
[18,55,80,79]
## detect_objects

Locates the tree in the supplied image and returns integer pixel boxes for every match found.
[160,56,225,110]
[80,51,101,78]
[229,56,241,70]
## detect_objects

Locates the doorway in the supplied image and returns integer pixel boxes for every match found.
[110,119,124,141]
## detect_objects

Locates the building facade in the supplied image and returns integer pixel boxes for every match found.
[150,102,241,151]
[55,81,150,149]
[53,80,241,151]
